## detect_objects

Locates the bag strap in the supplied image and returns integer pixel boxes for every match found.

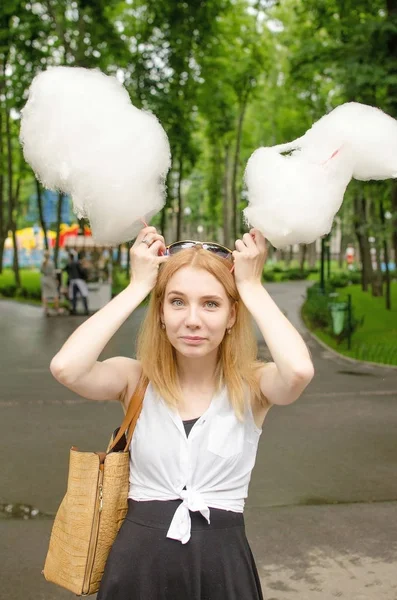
[107,372,148,453]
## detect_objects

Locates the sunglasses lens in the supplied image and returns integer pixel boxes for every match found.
[203,244,231,259]
[167,241,232,260]
[167,242,195,255]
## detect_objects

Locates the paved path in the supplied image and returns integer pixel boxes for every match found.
[1,282,396,599]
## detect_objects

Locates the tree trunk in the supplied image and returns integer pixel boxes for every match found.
[379,199,391,310]
[222,143,231,249]
[299,244,307,271]
[176,156,183,241]
[307,241,317,268]
[0,54,6,275]
[337,215,343,269]
[353,195,372,291]
[11,223,21,287]
[35,179,48,250]
[126,241,131,277]
[386,1,397,267]
[368,199,382,296]
[54,191,64,268]
[232,87,250,240]
[372,240,384,297]
[5,103,21,286]
[0,96,3,275]
[115,244,122,267]
[391,181,397,266]
[160,171,172,238]
[0,237,4,274]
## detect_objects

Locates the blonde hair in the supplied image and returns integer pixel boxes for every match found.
[136,248,263,419]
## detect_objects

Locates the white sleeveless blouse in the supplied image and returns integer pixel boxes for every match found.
[128,382,262,544]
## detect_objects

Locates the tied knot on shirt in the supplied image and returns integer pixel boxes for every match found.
[166,489,210,545]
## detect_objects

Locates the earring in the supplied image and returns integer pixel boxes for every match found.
[227,328,232,335]
[161,322,165,329]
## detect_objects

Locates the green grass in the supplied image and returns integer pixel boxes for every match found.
[0,267,131,304]
[0,268,41,290]
[304,283,397,366]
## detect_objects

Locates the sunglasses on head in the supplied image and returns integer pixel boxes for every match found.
[166,240,233,262]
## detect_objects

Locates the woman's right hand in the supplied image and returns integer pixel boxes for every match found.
[129,226,168,292]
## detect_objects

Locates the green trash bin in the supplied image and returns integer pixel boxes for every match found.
[329,302,347,335]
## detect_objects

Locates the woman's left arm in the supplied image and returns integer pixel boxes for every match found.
[233,230,314,406]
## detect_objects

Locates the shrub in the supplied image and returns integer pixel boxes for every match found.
[303,283,362,342]
[0,284,17,297]
[302,289,331,329]
[280,269,310,281]
[307,282,334,297]
[348,271,362,284]
[262,271,276,282]
[329,273,350,288]
[111,267,129,297]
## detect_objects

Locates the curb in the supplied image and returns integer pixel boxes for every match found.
[302,315,397,371]
[300,281,397,371]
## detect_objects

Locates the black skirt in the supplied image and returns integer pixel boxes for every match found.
[97,499,263,600]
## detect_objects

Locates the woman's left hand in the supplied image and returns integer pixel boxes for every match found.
[233,229,267,291]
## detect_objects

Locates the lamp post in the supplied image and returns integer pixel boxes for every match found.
[320,237,325,291]
[320,233,332,291]
[326,235,331,280]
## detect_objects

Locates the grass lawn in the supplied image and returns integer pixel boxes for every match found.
[305,283,397,366]
[0,267,130,305]
[0,268,41,290]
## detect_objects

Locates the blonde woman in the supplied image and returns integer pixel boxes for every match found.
[50,226,314,600]
[40,250,61,316]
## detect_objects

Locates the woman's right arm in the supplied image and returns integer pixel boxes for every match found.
[50,226,167,403]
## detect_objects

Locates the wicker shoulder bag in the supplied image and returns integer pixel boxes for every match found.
[43,374,148,596]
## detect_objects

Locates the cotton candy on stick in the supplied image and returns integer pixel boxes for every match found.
[20,67,171,245]
[244,102,397,248]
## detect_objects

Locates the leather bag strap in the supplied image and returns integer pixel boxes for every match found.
[107,372,148,453]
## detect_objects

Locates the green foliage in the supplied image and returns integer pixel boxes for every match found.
[280,269,310,281]
[263,267,312,281]
[0,269,41,299]
[111,267,129,297]
[2,0,397,272]
[303,285,332,329]
[304,282,397,364]
[303,282,363,343]
[0,267,128,300]
[262,271,276,282]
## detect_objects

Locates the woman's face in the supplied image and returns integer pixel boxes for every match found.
[162,266,236,358]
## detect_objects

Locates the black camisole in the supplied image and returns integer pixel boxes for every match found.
[182,417,200,438]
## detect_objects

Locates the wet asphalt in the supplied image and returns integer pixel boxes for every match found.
[0,281,396,599]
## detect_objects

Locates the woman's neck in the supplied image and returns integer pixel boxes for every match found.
[176,351,218,392]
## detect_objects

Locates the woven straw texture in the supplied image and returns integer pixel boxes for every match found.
[43,447,129,595]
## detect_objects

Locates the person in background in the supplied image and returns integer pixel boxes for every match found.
[345,243,355,271]
[63,251,89,316]
[40,250,61,316]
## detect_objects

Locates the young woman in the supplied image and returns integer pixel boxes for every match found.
[50,226,314,600]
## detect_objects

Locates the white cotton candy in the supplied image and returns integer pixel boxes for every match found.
[244,147,352,247]
[20,66,171,244]
[244,102,397,248]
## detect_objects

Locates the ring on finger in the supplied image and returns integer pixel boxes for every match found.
[141,237,151,247]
